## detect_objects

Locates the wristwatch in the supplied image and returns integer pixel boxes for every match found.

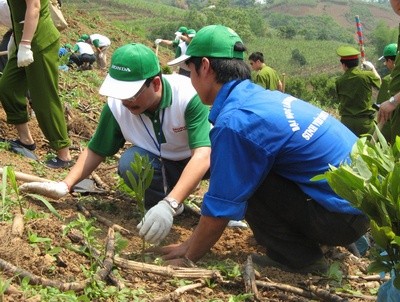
[389,96,397,105]
[163,196,180,211]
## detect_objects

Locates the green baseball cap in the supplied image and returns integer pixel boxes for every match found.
[80,34,90,41]
[380,43,398,60]
[336,46,360,60]
[187,29,196,38]
[175,26,188,35]
[168,25,244,67]
[99,43,161,100]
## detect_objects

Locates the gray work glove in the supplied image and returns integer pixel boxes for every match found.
[7,35,16,59]
[154,38,162,45]
[17,43,34,67]
[19,181,69,199]
[137,200,174,245]
[362,61,375,71]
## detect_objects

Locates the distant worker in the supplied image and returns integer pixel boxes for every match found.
[376,43,397,142]
[248,52,283,92]
[69,39,96,70]
[174,29,196,77]
[155,26,188,49]
[335,46,381,137]
[80,33,111,69]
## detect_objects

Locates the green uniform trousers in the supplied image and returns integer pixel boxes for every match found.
[340,115,375,137]
[0,39,70,151]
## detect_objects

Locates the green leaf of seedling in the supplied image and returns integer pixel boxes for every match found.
[370,220,395,250]
[367,260,391,274]
[26,193,62,220]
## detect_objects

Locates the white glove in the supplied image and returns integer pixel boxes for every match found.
[19,181,69,200]
[175,32,182,39]
[7,36,16,59]
[362,61,375,71]
[137,200,174,245]
[154,38,162,45]
[17,44,34,67]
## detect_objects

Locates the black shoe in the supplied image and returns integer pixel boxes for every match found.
[251,253,328,275]
[45,157,73,169]
[0,138,38,160]
[11,139,36,151]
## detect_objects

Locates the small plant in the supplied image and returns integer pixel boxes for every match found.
[0,276,12,301]
[207,259,242,280]
[62,213,101,264]
[118,152,154,257]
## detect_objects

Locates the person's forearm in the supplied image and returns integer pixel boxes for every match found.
[167,147,210,203]
[63,148,104,189]
[185,216,229,262]
[22,0,40,42]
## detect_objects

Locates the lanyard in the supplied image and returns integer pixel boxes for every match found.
[139,109,168,194]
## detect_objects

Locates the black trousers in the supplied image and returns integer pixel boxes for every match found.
[0,29,12,73]
[245,172,369,268]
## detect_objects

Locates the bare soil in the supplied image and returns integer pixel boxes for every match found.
[0,69,382,302]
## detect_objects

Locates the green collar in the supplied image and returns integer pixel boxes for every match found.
[143,77,172,118]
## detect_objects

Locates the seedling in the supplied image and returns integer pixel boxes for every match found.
[118,152,154,257]
[63,213,101,264]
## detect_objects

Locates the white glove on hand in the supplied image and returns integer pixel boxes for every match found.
[7,36,16,59]
[154,38,162,45]
[362,61,375,71]
[17,44,34,67]
[175,32,182,39]
[137,200,174,245]
[19,181,69,200]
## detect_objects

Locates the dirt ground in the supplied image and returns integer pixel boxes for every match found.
[0,74,385,302]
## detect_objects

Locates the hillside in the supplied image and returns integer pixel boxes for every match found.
[267,0,398,30]
[62,0,399,80]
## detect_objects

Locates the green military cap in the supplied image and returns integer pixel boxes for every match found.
[336,46,360,60]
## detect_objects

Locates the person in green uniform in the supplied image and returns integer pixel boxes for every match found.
[335,46,381,137]
[378,1,400,142]
[0,0,71,168]
[376,43,397,142]
[248,52,283,91]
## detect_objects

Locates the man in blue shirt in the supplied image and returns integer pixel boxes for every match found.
[159,25,370,274]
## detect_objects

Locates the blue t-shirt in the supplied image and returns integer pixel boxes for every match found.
[202,79,360,220]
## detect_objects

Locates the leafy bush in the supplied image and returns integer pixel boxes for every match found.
[290,49,307,66]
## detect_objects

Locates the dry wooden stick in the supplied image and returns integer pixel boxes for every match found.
[0,168,52,183]
[0,256,91,291]
[66,228,125,289]
[114,255,222,280]
[11,213,24,238]
[335,291,376,301]
[76,202,132,236]
[152,281,205,302]
[306,283,346,302]
[91,171,109,190]
[255,280,317,300]
[94,227,115,281]
[242,255,260,301]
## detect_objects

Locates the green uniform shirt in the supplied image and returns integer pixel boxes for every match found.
[251,64,281,91]
[377,74,391,104]
[335,67,381,117]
